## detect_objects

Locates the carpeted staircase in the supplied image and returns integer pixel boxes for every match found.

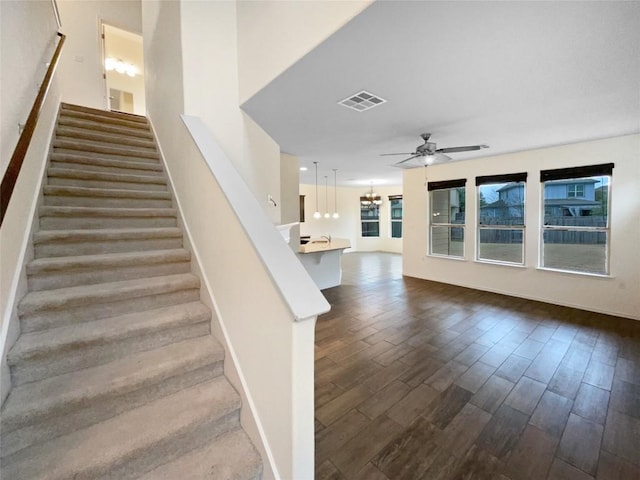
[0,103,263,479]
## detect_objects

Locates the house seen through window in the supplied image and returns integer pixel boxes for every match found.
[428,179,466,258]
[541,163,613,275]
[477,173,527,265]
[360,204,380,237]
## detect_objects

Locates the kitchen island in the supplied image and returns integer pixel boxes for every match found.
[297,238,351,290]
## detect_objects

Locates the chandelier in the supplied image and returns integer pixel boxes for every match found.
[360,184,382,210]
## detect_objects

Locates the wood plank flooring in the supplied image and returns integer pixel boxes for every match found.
[315,252,640,479]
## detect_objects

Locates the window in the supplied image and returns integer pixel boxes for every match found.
[476,173,527,265]
[541,163,613,275]
[567,184,585,198]
[389,195,403,238]
[361,204,380,237]
[428,179,466,258]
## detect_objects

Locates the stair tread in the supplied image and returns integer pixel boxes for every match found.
[1,377,238,479]
[50,152,163,170]
[48,167,166,184]
[27,248,189,274]
[3,334,221,427]
[59,109,151,131]
[139,428,262,480]
[33,227,182,244]
[18,273,200,316]
[53,137,157,154]
[61,103,148,123]
[40,205,176,217]
[43,185,171,199]
[56,126,156,148]
[8,302,210,364]
[57,117,154,139]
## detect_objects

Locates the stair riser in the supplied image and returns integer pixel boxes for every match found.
[35,237,183,258]
[2,361,223,458]
[44,195,172,209]
[56,130,156,150]
[60,110,150,130]
[53,149,162,165]
[53,142,158,160]
[40,215,177,230]
[28,260,191,291]
[57,117,154,139]
[21,289,201,333]
[50,161,164,177]
[48,177,168,192]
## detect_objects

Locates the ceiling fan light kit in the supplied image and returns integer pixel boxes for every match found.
[382,133,489,169]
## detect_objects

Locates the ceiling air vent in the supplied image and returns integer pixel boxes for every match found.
[338,90,386,112]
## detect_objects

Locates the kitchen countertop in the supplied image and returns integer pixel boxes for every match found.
[299,238,351,254]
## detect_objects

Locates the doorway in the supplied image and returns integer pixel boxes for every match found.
[101,24,145,115]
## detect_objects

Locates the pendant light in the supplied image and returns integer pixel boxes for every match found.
[324,176,330,218]
[313,162,321,219]
[332,169,340,219]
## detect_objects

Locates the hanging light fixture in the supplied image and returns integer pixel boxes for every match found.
[332,169,339,219]
[313,162,321,219]
[324,176,330,218]
[360,183,382,211]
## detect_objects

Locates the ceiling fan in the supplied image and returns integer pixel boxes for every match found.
[381,133,489,168]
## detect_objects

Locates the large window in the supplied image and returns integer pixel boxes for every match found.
[428,179,466,258]
[389,195,403,238]
[541,163,613,275]
[476,173,527,265]
[361,204,380,237]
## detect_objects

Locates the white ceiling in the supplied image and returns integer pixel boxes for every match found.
[241,1,640,187]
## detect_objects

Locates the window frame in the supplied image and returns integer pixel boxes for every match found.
[389,195,403,239]
[567,183,585,198]
[360,202,380,237]
[428,179,467,259]
[476,172,528,266]
[539,163,614,276]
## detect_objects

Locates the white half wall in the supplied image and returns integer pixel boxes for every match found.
[56,0,141,110]
[403,134,640,320]
[237,0,373,104]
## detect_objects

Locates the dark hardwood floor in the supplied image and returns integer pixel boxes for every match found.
[314,252,640,480]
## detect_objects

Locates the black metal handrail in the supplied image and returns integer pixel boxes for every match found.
[0,32,66,226]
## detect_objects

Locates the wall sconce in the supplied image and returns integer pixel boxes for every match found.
[105,57,136,77]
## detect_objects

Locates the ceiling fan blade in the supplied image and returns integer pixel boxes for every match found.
[394,154,422,165]
[432,152,452,163]
[379,152,415,156]
[436,145,488,154]
[392,162,424,169]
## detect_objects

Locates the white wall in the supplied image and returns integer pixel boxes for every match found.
[0,0,59,177]
[180,1,281,224]
[0,0,62,406]
[403,134,640,320]
[236,0,373,104]
[56,0,141,110]
[300,183,403,253]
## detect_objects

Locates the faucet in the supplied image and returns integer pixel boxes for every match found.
[320,234,331,243]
